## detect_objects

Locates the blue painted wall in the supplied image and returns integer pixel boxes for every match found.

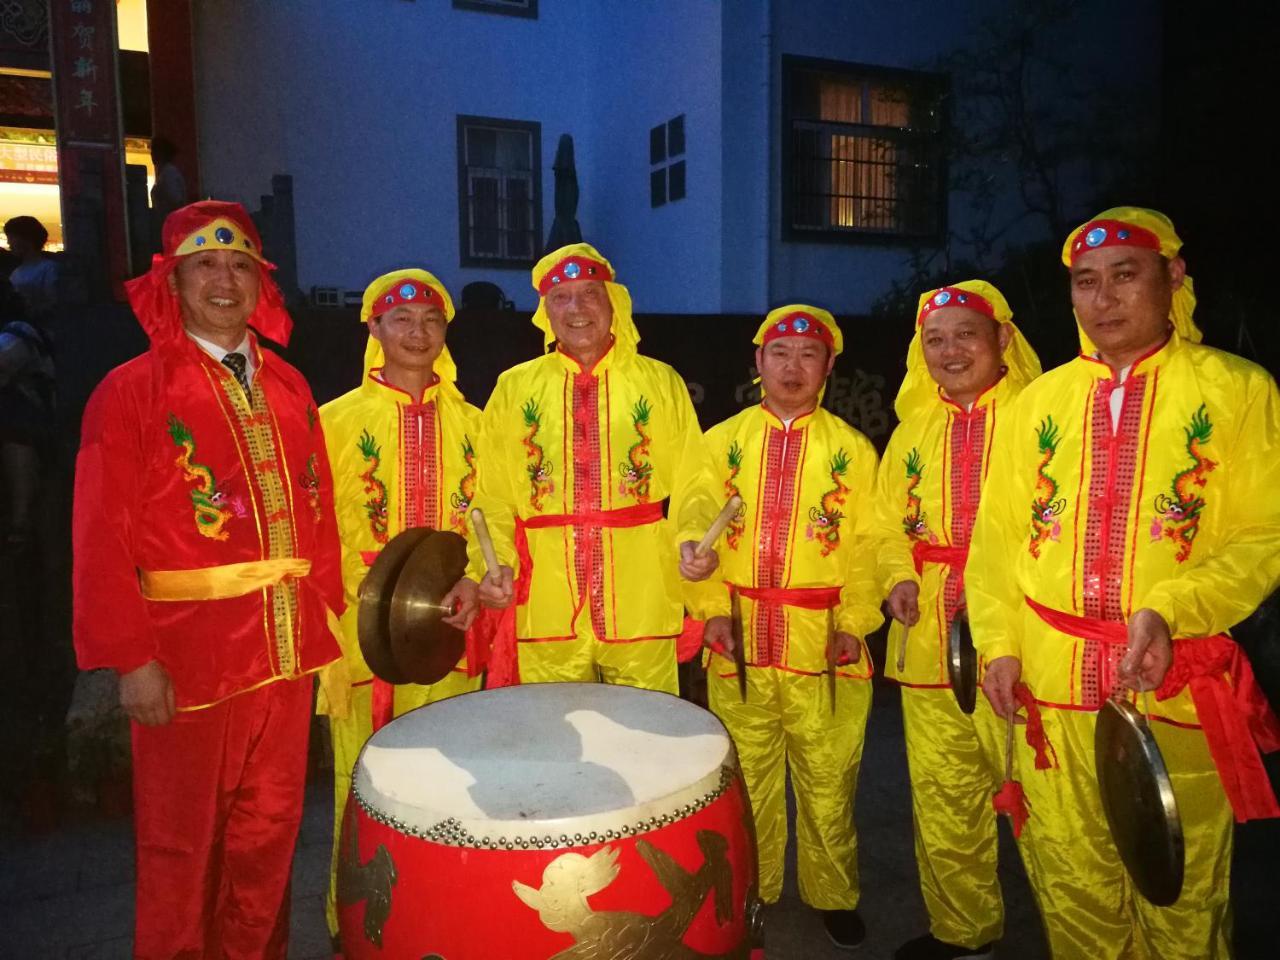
[192,0,1160,317]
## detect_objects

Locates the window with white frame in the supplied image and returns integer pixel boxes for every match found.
[456,116,542,267]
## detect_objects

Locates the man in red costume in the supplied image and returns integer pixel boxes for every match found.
[73,201,344,959]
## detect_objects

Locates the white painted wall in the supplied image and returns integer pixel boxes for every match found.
[192,0,1160,317]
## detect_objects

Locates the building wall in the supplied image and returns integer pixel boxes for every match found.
[192,0,1160,318]
[193,0,723,312]
[755,0,1162,316]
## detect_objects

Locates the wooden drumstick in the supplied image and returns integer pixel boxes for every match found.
[896,621,909,672]
[469,508,501,576]
[1004,707,1015,782]
[695,495,744,557]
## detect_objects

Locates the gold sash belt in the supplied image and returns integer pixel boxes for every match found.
[139,558,353,720]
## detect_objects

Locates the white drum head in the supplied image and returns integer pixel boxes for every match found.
[351,683,736,850]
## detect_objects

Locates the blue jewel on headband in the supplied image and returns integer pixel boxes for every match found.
[776,322,789,333]
[194,235,207,247]
[1085,226,1107,247]
[563,262,581,280]
[214,227,234,245]
[934,291,951,306]
[1117,229,1130,240]
[957,293,969,303]
[399,283,417,299]
[793,317,810,332]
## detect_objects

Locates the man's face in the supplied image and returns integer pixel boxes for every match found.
[920,306,1011,403]
[755,336,834,413]
[1070,246,1184,362]
[369,302,447,374]
[170,249,261,342]
[545,280,613,360]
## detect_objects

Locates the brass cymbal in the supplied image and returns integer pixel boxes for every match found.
[1095,697,1185,906]
[948,610,977,715]
[389,530,469,686]
[357,527,433,684]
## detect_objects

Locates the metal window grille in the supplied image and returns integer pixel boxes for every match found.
[786,65,944,241]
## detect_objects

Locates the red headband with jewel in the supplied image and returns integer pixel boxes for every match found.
[1067,219,1161,265]
[536,255,614,296]
[370,278,447,319]
[917,286,997,326]
[761,311,835,349]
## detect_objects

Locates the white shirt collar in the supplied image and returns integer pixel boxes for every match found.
[186,330,256,386]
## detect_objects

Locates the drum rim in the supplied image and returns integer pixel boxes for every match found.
[351,684,740,850]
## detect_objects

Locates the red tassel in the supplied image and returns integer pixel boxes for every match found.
[992,779,1030,838]
[1014,682,1058,770]
[677,617,705,663]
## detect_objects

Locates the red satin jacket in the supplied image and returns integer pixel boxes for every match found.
[73,334,344,710]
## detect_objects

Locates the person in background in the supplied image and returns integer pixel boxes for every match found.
[149,136,190,253]
[3,216,58,320]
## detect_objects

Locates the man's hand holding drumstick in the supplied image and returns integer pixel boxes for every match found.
[469,508,515,609]
[679,494,741,582]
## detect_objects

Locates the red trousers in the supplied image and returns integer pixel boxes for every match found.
[130,677,312,960]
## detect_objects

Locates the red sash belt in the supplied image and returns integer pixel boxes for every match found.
[911,542,969,578]
[1025,595,1280,822]
[733,584,842,610]
[488,501,667,686]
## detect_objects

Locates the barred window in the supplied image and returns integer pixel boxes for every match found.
[456,116,541,267]
[783,57,946,242]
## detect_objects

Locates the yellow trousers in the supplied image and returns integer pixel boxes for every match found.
[325,671,480,936]
[901,686,1008,948]
[1019,708,1232,960]
[517,630,678,694]
[708,665,872,909]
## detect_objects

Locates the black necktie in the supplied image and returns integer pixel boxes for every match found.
[221,351,250,395]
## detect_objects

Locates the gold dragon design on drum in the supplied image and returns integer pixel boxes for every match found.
[512,829,749,960]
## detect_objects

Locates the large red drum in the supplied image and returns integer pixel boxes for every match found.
[337,682,762,959]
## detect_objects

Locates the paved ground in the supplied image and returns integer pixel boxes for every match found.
[2,681,1278,959]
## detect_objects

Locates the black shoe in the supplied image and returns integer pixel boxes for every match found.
[894,933,995,960]
[821,909,866,950]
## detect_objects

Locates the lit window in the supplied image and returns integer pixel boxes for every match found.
[784,57,946,241]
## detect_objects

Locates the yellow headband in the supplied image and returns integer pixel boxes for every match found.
[1061,206,1199,353]
[530,242,639,358]
[359,268,460,391]
[172,217,268,263]
[894,279,1042,421]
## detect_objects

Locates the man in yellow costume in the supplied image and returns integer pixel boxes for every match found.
[873,281,1041,960]
[470,243,719,693]
[968,207,1280,959]
[318,268,481,940]
[691,305,882,951]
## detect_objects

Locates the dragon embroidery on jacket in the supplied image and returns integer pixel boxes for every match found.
[1028,416,1066,558]
[357,429,389,544]
[1150,404,1216,562]
[901,447,933,542]
[300,452,322,523]
[618,396,654,502]
[167,413,241,540]
[448,434,478,535]
[724,441,746,550]
[522,398,555,510]
[806,448,850,557]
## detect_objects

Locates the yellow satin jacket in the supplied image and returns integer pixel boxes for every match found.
[967,333,1280,723]
[688,404,883,676]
